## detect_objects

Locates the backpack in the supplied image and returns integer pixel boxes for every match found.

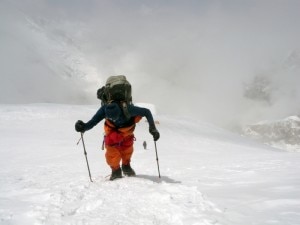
[97,75,132,119]
[105,75,132,103]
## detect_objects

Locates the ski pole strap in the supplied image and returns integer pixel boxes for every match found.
[76,136,82,145]
[101,138,105,150]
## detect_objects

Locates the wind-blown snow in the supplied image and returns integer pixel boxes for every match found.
[1,104,300,225]
[243,115,300,152]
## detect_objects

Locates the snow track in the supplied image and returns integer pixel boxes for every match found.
[26,176,223,225]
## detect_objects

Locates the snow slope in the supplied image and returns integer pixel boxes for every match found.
[0,104,300,225]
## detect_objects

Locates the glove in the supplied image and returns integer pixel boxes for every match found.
[149,125,160,141]
[75,120,85,133]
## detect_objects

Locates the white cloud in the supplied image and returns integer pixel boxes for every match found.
[1,0,300,127]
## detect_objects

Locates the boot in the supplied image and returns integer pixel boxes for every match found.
[109,167,122,180]
[122,164,136,177]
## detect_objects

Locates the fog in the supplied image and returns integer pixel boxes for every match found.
[1,0,300,128]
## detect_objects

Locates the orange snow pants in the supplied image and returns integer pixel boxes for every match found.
[103,117,142,170]
[105,145,133,170]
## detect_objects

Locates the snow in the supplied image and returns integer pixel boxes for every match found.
[1,104,300,225]
[243,115,300,152]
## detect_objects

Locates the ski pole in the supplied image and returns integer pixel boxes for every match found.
[79,132,93,182]
[154,141,161,179]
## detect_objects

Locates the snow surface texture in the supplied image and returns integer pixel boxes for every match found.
[1,104,300,225]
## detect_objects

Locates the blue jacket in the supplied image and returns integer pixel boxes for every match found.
[85,104,155,131]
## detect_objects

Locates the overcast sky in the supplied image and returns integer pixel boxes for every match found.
[1,0,300,128]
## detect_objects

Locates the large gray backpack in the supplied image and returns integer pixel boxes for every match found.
[104,75,132,104]
[97,75,132,119]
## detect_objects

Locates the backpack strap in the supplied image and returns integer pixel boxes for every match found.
[120,101,131,120]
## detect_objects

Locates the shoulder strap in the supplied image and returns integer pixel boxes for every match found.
[120,102,131,120]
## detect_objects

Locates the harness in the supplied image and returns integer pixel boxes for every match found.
[103,118,136,147]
